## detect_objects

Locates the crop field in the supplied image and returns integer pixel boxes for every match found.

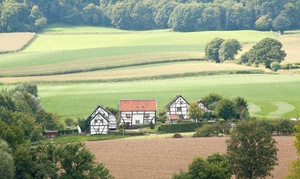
[0,61,264,83]
[281,31,300,64]
[35,74,300,119]
[0,32,35,52]
[86,136,297,179]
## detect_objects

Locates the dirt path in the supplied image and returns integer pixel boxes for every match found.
[86,136,296,179]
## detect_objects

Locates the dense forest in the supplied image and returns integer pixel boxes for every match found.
[0,0,299,32]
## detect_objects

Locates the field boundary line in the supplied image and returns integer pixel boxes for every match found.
[20,69,266,84]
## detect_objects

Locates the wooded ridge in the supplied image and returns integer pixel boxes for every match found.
[1,0,299,32]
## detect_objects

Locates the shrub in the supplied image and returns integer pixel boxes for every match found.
[158,123,203,133]
[193,124,214,137]
[173,133,183,138]
[270,62,281,72]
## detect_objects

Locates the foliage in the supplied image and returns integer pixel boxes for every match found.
[172,153,231,179]
[0,139,15,179]
[255,15,273,31]
[158,123,203,133]
[1,0,299,32]
[214,99,237,120]
[270,61,281,72]
[201,93,223,111]
[65,118,75,128]
[14,142,114,179]
[188,102,203,122]
[245,38,286,69]
[226,120,278,179]
[286,125,300,179]
[205,37,224,63]
[193,124,213,137]
[218,39,242,62]
[149,121,155,129]
[232,96,249,120]
[273,15,291,34]
[194,121,231,137]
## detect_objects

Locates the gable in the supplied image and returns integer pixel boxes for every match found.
[119,99,157,111]
[166,95,189,109]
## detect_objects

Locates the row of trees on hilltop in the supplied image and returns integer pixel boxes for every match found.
[1,0,300,32]
[205,37,287,71]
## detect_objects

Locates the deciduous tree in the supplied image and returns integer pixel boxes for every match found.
[226,120,278,179]
[0,139,15,179]
[205,38,224,63]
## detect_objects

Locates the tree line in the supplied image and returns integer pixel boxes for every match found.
[1,0,300,32]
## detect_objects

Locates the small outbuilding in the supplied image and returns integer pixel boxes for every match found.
[44,130,58,139]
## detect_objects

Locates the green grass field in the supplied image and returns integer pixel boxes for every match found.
[37,74,300,119]
[1,24,300,121]
[0,26,277,76]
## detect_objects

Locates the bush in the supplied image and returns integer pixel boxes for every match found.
[173,133,183,138]
[149,121,155,129]
[270,62,281,72]
[193,124,214,137]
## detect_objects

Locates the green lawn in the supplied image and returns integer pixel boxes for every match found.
[37,74,300,119]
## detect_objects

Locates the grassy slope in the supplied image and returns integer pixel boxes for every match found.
[1,25,299,120]
[38,74,300,119]
[0,28,275,76]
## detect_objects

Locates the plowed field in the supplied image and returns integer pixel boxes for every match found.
[87,136,296,179]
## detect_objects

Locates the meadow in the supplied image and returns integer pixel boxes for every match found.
[37,74,300,119]
[0,24,299,120]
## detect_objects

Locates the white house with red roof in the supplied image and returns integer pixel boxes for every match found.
[165,95,190,124]
[119,99,156,126]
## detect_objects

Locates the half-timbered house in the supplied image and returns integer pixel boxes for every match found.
[119,99,156,126]
[86,105,117,135]
[197,100,210,112]
[165,95,190,124]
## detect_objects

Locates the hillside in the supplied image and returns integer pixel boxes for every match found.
[0,25,299,119]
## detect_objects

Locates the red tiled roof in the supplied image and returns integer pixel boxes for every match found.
[170,114,179,120]
[119,99,157,111]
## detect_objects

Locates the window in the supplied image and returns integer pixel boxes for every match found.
[126,114,131,118]
[144,119,149,124]
[135,120,140,125]
[100,119,104,124]
[177,107,182,112]
[94,119,98,123]
[144,114,150,118]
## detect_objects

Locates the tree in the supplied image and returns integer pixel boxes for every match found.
[65,118,75,129]
[214,99,237,120]
[255,15,273,31]
[172,153,231,179]
[201,93,223,111]
[232,96,249,120]
[188,102,202,122]
[55,142,113,178]
[205,38,225,63]
[246,38,286,69]
[272,14,291,34]
[218,39,242,62]
[0,139,15,179]
[286,125,300,179]
[226,120,278,179]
